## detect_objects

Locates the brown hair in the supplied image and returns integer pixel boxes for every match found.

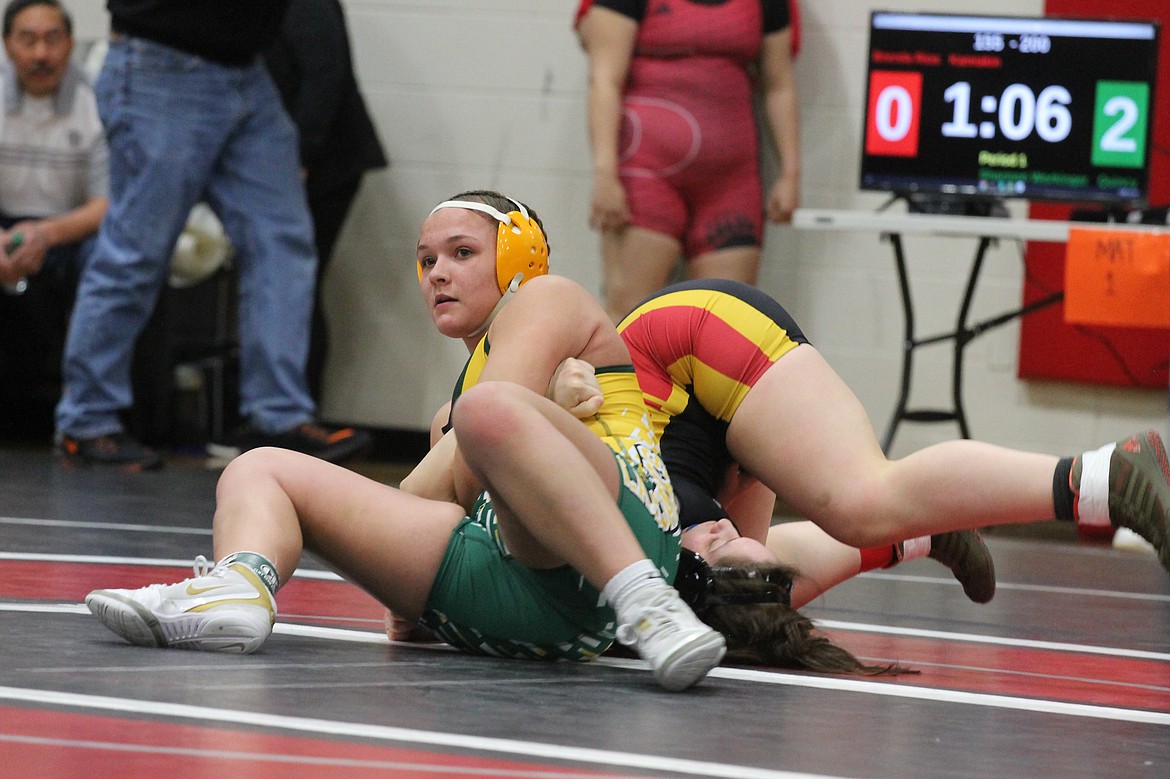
[447,189,550,257]
[700,562,913,676]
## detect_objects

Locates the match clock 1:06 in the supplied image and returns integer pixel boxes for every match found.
[865,70,1150,168]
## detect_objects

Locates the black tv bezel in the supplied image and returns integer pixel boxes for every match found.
[858,10,1161,210]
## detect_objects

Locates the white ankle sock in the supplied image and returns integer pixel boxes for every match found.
[601,559,664,617]
[1077,443,1115,528]
[901,536,931,562]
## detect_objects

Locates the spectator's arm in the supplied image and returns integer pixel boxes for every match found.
[576,7,637,232]
[6,195,107,276]
[758,27,801,223]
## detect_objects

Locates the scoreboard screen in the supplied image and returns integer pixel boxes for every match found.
[859,12,1161,207]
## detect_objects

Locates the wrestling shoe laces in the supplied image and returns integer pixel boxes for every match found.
[928,530,996,604]
[85,555,277,653]
[615,586,726,692]
[1100,431,1170,574]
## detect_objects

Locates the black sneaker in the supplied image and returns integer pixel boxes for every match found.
[207,421,371,464]
[57,432,164,471]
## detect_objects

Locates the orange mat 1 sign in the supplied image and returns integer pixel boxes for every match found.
[1018,0,1170,389]
[1064,228,1170,329]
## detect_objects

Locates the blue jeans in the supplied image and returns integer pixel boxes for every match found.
[56,36,317,439]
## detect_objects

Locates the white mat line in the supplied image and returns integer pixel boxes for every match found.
[860,571,1170,602]
[10,552,1169,599]
[5,612,1168,727]
[817,620,1170,662]
[4,603,1166,663]
[0,686,837,779]
[0,516,211,535]
[0,552,343,580]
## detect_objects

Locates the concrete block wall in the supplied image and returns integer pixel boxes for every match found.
[63,0,1167,459]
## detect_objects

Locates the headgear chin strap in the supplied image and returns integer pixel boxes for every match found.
[674,549,794,615]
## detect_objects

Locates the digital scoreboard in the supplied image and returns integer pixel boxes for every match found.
[859,12,1161,207]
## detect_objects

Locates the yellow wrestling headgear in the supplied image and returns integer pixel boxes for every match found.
[423,196,550,294]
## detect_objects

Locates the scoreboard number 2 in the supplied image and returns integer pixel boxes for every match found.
[1091,81,1149,168]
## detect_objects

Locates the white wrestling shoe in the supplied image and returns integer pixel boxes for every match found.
[615,585,726,692]
[86,556,276,654]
